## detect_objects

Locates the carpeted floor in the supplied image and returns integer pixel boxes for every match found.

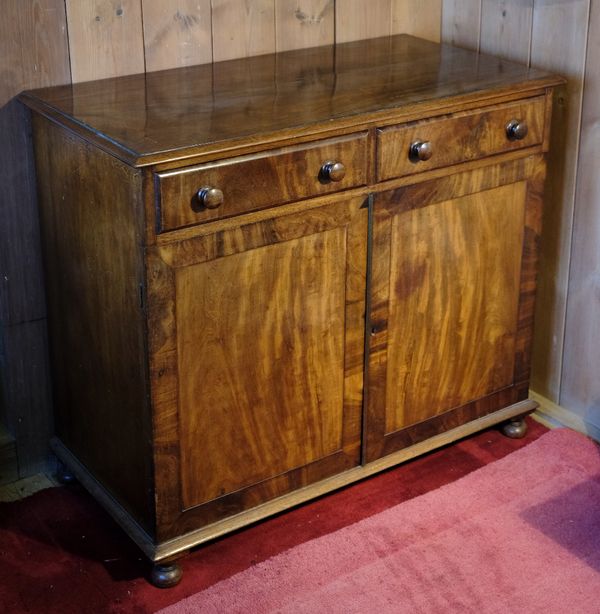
[0,418,551,613]
[160,427,600,613]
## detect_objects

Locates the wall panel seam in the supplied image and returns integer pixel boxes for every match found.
[138,0,147,74]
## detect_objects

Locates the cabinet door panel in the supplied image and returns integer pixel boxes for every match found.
[385,181,525,433]
[148,195,367,538]
[365,157,545,462]
[177,228,347,508]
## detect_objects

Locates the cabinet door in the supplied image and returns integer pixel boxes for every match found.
[365,157,546,462]
[148,195,368,539]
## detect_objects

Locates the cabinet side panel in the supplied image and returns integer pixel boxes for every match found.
[32,116,154,532]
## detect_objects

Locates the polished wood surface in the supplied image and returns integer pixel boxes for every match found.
[32,116,154,531]
[177,216,354,508]
[377,96,545,180]
[148,194,367,538]
[156,133,368,231]
[20,35,559,166]
[384,182,524,430]
[365,155,545,461]
[25,34,559,565]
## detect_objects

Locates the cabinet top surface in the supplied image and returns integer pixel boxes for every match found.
[20,35,561,167]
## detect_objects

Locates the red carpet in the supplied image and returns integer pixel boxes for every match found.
[161,428,600,613]
[0,418,552,613]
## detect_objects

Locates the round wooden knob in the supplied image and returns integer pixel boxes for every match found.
[409,140,433,162]
[197,187,224,209]
[320,161,346,182]
[506,119,528,141]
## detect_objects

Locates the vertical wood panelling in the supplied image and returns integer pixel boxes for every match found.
[142,0,213,72]
[0,0,70,476]
[275,0,334,51]
[65,0,145,82]
[335,0,392,43]
[1,0,596,478]
[392,0,442,42]
[529,0,590,401]
[0,0,71,106]
[446,0,598,411]
[2,321,53,476]
[480,0,533,63]
[441,0,481,50]
[211,0,276,62]
[560,0,600,423]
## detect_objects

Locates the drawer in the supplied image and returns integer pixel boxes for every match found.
[156,133,368,232]
[377,97,546,181]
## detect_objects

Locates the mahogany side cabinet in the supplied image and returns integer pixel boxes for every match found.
[20,35,562,586]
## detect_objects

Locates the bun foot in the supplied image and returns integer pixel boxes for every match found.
[150,561,183,588]
[56,461,77,485]
[501,417,528,439]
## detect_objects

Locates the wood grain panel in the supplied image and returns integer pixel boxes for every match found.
[365,158,543,462]
[441,0,481,50]
[142,0,212,72]
[150,195,367,537]
[560,0,600,418]
[377,96,546,181]
[392,0,442,42]
[335,0,392,43]
[65,0,145,82]
[528,0,590,401]
[31,116,154,531]
[480,0,533,64]
[156,132,368,231]
[275,0,334,51]
[211,0,275,62]
[177,228,346,507]
[384,182,525,432]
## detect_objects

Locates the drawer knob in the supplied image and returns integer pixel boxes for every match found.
[409,140,433,162]
[506,119,528,141]
[320,160,346,183]
[197,187,224,209]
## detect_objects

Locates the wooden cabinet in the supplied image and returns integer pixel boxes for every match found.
[21,35,562,584]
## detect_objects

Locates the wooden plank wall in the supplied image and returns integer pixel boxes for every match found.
[0,1,441,479]
[560,1,600,425]
[3,1,598,478]
[0,0,71,478]
[443,0,599,433]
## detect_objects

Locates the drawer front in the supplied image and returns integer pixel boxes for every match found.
[377,97,546,181]
[156,133,368,232]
